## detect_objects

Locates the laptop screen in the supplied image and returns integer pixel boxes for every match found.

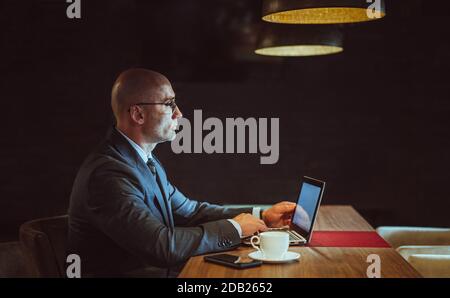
[292,180,324,235]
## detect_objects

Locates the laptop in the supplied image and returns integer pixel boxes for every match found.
[244,176,326,246]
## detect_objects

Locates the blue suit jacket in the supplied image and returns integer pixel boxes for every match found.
[68,128,250,277]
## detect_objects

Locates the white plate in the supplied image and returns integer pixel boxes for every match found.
[248,251,300,263]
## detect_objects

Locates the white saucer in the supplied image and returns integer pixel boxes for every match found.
[248,251,300,263]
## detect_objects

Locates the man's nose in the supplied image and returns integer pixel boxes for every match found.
[172,106,182,119]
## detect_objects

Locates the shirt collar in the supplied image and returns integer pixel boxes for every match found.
[116,128,152,163]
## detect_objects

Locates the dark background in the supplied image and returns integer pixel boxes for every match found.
[1,0,449,241]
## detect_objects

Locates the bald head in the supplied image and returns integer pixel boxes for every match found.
[111,68,172,123]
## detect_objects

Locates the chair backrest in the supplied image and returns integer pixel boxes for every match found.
[0,241,33,277]
[19,215,68,278]
[376,226,450,248]
[408,254,450,278]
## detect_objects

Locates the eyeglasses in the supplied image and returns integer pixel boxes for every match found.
[129,99,178,113]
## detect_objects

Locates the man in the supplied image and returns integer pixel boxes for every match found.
[68,68,296,277]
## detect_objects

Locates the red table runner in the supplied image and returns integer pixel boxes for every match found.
[306,231,391,248]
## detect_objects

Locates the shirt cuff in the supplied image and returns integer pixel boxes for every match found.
[252,207,261,219]
[227,219,243,238]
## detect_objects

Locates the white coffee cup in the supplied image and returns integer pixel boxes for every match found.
[250,231,289,260]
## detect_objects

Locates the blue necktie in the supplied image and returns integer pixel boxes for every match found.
[146,157,172,226]
[146,158,156,175]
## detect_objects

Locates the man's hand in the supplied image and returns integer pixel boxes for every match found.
[233,213,268,237]
[262,201,296,228]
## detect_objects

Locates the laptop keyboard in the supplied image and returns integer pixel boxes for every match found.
[286,230,307,243]
[288,233,298,241]
[266,227,304,242]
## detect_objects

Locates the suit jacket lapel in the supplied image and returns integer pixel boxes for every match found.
[141,162,171,227]
[107,127,172,226]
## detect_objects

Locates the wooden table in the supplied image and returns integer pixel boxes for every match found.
[178,205,421,278]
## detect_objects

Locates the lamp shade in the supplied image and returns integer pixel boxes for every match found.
[255,24,343,57]
[262,0,386,24]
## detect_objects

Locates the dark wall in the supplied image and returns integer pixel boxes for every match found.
[1,0,449,241]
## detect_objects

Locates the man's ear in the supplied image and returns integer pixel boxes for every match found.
[130,106,145,125]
